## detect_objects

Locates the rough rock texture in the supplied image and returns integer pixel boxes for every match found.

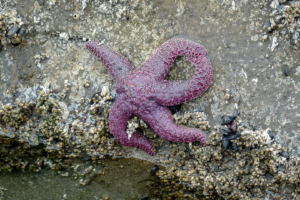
[1,0,300,199]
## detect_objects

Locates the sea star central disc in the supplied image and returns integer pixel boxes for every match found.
[86,35,212,156]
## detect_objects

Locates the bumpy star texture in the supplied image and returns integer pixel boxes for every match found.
[86,36,212,156]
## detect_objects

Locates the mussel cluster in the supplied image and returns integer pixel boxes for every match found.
[218,111,241,151]
[264,16,286,33]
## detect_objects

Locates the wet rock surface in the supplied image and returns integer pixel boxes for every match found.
[1,0,300,199]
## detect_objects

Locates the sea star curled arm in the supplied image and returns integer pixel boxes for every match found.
[138,37,212,106]
[86,36,212,156]
[108,94,156,156]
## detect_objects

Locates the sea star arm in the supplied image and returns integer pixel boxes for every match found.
[86,41,134,80]
[109,94,156,156]
[138,36,210,81]
[139,103,207,145]
[154,55,212,106]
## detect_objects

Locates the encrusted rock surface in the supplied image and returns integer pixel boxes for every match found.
[1,0,300,199]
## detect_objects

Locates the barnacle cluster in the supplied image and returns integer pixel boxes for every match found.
[95,0,157,22]
[0,2,25,47]
[0,82,127,174]
[0,101,34,133]
[284,2,300,19]
[174,112,210,131]
[2,90,300,199]
[148,113,300,199]
[263,1,300,51]
[34,53,49,67]
[126,116,148,139]
[89,86,113,116]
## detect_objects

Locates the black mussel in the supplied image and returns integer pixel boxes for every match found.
[264,19,272,33]
[275,16,285,24]
[141,197,150,200]
[230,123,238,133]
[219,126,232,136]
[222,137,230,149]
[17,24,26,35]
[150,165,159,176]
[226,131,241,141]
[221,111,238,125]
[231,142,238,151]
[279,151,289,160]
[267,130,275,140]
[168,104,182,114]
[222,132,241,151]
[7,24,19,38]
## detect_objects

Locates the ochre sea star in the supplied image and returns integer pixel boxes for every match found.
[86,35,212,156]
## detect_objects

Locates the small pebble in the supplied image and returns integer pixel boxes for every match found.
[284,66,289,76]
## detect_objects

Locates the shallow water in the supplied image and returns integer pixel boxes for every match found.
[0,158,161,200]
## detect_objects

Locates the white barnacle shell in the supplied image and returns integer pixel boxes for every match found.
[270,0,279,9]
[101,86,109,97]
[57,101,69,122]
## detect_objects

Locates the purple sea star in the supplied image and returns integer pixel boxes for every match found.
[86,36,212,156]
